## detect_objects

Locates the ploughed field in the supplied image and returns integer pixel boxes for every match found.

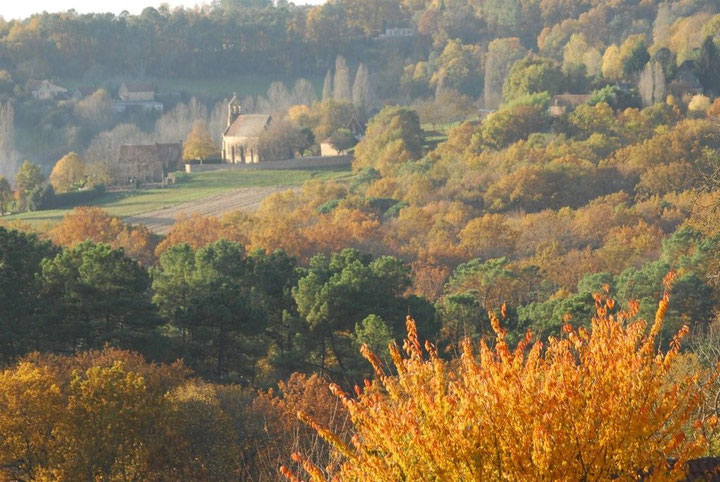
[125,185,300,234]
[6,168,352,229]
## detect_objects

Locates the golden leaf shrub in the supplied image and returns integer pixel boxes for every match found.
[286,275,714,481]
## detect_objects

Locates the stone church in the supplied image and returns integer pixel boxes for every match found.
[222,94,272,164]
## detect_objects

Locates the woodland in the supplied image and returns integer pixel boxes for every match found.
[1,0,720,480]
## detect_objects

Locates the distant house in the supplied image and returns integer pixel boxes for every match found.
[222,93,272,164]
[377,27,414,39]
[548,94,591,116]
[320,117,366,157]
[114,82,163,112]
[669,61,704,103]
[346,116,367,138]
[320,139,347,156]
[119,82,154,102]
[118,142,183,183]
[26,79,68,100]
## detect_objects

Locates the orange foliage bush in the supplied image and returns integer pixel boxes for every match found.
[154,212,249,257]
[286,275,715,481]
[248,373,350,480]
[303,208,381,256]
[50,207,157,265]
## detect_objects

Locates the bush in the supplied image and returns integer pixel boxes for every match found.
[23,183,54,211]
[286,278,714,480]
[49,184,106,209]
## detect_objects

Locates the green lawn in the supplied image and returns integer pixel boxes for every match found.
[6,167,353,226]
[57,74,323,100]
[155,74,323,99]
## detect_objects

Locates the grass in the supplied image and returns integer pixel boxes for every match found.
[57,74,323,101]
[155,74,323,100]
[6,167,353,226]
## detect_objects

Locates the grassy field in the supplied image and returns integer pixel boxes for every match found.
[57,74,323,100]
[6,167,353,226]
[155,74,323,99]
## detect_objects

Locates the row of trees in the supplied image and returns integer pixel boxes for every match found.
[2,268,719,480]
[0,223,435,384]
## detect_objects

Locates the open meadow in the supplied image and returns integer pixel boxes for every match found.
[5,167,353,227]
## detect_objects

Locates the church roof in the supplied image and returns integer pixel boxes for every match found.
[224,114,271,138]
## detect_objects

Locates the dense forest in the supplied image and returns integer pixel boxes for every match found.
[1,0,720,479]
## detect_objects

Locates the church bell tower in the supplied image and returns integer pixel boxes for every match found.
[227,93,241,128]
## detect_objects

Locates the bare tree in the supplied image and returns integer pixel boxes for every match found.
[653,61,666,105]
[322,69,333,101]
[639,62,654,107]
[292,78,317,107]
[154,97,209,144]
[208,100,228,143]
[266,81,292,113]
[0,103,17,180]
[352,63,371,110]
[639,61,666,107]
[74,89,114,126]
[84,123,150,184]
[333,56,351,101]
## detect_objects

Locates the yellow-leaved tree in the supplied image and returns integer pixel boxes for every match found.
[284,273,716,481]
[183,120,220,162]
[49,152,86,193]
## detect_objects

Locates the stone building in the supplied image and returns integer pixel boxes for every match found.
[114,82,164,112]
[26,80,68,100]
[119,82,155,102]
[222,94,272,164]
[118,142,183,183]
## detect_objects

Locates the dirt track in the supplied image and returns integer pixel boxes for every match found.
[124,186,297,234]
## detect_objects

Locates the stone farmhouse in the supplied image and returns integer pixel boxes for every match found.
[669,61,705,103]
[114,82,164,112]
[320,116,366,156]
[222,93,272,164]
[118,142,182,183]
[26,79,68,100]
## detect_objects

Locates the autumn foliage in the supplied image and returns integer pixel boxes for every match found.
[50,207,158,265]
[285,274,716,481]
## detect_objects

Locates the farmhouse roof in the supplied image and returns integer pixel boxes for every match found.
[119,143,183,163]
[26,79,44,91]
[224,114,271,138]
[346,116,366,137]
[123,82,154,93]
[550,94,591,107]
